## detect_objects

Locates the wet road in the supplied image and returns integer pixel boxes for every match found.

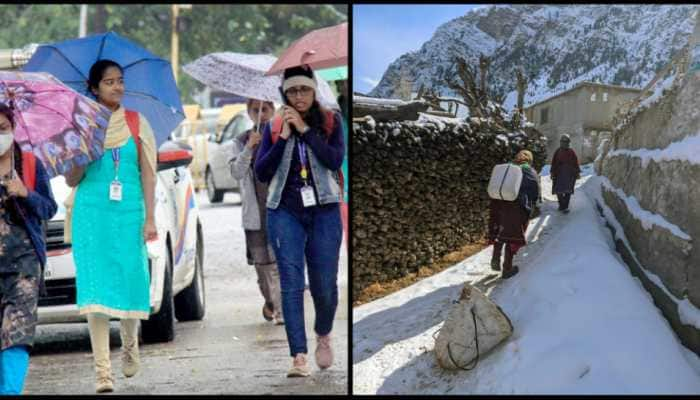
[24,192,348,395]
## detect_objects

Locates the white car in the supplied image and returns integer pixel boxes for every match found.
[38,140,206,343]
[204,110,253,203]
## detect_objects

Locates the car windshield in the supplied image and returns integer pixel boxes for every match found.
[49,176,71,222]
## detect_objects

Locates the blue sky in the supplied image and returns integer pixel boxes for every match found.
[353,4,484,94]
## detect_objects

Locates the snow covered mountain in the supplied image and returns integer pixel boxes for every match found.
[369,5,695,109]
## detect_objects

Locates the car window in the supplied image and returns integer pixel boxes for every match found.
[233,112,254,136]
[221,113,253,142]
[220,117,240,142]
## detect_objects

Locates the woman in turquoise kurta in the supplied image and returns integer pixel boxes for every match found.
[66,59,158,394]
[73,132,150,317]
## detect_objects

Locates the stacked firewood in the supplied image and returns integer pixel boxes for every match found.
[352,117,547,298]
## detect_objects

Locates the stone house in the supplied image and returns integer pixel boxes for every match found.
[524,81,642,163]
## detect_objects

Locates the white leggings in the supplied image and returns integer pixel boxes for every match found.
[86,313,139,372]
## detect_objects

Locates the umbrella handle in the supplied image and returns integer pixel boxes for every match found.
[256,101,262,134]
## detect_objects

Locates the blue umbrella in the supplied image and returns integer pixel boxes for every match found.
[23,31,184,146]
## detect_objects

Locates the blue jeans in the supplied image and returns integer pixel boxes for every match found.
[267,204,342,357]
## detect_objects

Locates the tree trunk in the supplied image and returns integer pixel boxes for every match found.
[92,4,107,34]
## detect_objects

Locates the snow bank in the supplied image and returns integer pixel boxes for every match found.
[353,172,700,394]
[588,175,700,331]
[638,72,677,111]
[679,298,700,329]
[354,95,424,107]
[416,112,465,130]
[607,134,700,167]
[598,176,691,240]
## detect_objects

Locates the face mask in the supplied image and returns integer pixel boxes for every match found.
[0,132,13,155]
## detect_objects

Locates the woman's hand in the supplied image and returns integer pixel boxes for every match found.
[144,218,158,243]
[5,178,28,198]
[247,131,262,148]
[65,165,86,187]
[283,106,308,134]
[280,119,292,140]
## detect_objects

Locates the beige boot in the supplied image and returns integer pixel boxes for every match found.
[287,353,311,378]
[88,313,114,393]
[315,334,333,370]
[95,367,114,393]
[120,319,141,378]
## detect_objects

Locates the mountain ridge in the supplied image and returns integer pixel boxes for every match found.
[369,5,695,110]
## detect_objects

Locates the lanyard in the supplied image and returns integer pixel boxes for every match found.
[297,140,309,182]
[111,148,120,180]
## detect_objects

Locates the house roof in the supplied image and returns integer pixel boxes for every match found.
[524,81,643,110]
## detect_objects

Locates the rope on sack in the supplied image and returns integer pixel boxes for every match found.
[432,299,482,371]
[446,306,480,371]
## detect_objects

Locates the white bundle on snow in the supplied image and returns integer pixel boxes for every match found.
[434,283,513,370]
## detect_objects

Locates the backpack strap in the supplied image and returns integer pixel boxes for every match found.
[271,115,283,145]
[20,151,36,191]
[124,109,142,168]
[323,110,335,135]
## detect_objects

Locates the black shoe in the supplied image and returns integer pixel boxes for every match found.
[501,265,519,279]
[562,208,570,214]
[262,303,274,321]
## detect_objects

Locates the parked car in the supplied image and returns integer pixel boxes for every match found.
[204,109,253,203]
[38,141,206,344]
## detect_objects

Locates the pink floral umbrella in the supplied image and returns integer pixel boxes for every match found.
[0,71,111,177]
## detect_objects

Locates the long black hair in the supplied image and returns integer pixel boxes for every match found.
[87,59,123,97]
[283,66,329,133]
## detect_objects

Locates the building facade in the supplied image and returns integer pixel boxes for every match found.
[524,82,642,163]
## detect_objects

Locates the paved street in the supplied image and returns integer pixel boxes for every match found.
[24,192,348,395]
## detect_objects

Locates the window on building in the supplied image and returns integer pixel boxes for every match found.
[603,92,608,102]
[590,93,597,102]
[540,107,549,124]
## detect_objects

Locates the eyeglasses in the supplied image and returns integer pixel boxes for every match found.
[285,86,313,98]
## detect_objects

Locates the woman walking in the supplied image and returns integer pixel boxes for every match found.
[230,98,284,325]
[551,134,581,213]
[255,66,345,377]
[0,104,57,394]
[66,60,158,393]
[488,150,540,279]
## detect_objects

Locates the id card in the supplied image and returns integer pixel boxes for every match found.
[301,185,317,207]
[109,180,123,201]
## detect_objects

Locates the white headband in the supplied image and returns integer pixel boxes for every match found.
[283,75,317,93]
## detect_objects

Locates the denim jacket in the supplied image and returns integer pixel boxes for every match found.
[255,112,344,210]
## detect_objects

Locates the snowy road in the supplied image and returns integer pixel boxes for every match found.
[353,167,700,394]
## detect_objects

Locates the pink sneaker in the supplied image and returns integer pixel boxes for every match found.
[315,334,333,369]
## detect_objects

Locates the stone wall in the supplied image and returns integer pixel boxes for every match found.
[596,64,700,352]
[352,117,547,298]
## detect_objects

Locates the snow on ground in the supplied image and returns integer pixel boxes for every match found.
[353,165,700,395]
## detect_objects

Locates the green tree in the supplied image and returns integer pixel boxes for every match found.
[0,4,347,103]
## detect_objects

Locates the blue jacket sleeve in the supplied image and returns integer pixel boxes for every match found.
[303,112,345,171]
[254,122,287,183]
[20,160,58,221]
